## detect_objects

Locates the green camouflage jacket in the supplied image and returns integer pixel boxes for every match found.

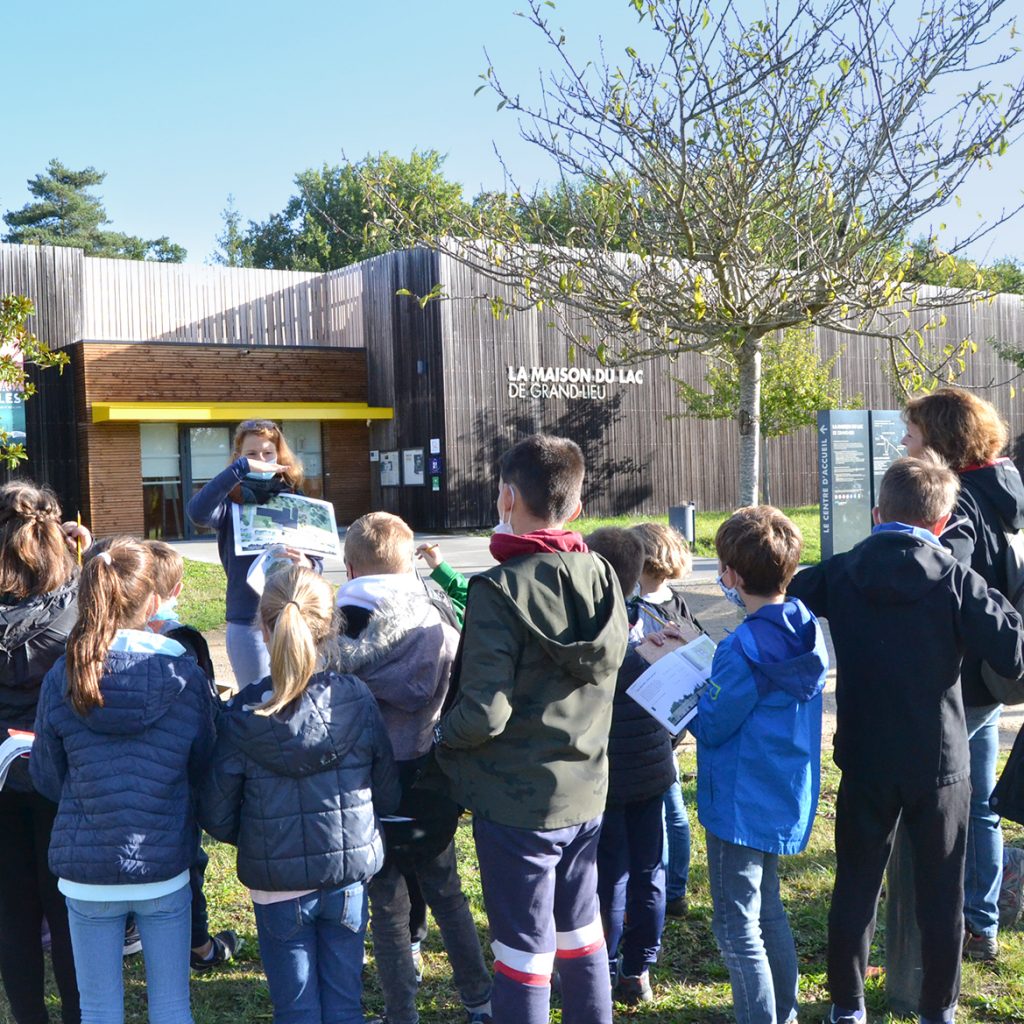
[436,551,628,830]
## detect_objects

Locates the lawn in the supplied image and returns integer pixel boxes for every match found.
[16,754,1023,1024]
[179,559,227,633]
[577,505,822,564]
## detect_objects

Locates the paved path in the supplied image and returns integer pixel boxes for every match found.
[172,535,1023,750]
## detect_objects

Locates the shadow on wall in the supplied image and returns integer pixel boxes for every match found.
[448,392,653,526]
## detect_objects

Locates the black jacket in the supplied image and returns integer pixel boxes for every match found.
[198,670,399,892]
[606,647,676,807]
[941,459,1024,707]
[789,528,1024,792]
[0,579,78,793]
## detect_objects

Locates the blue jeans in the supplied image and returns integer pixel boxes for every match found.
[598,795,666,975]
[662,761,691,902]
[66,882,193,1024]
[706,833,798,1024]
[253,884,367,1024]
[225,621,270,692]
[964,703,1002,938]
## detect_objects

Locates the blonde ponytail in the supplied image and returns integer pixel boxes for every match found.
[256,565,336,716]
[66,538,157,714]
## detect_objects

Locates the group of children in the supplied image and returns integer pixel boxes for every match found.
[12,428,1024,1024]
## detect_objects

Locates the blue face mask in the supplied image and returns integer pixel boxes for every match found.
[150,596,178,623]
[716,572,746,611]
[246,469,277,482]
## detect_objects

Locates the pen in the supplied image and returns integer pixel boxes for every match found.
[75,511,82,567]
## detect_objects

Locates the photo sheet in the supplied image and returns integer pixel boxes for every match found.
[232,493,342,558]
[626,633,717,735]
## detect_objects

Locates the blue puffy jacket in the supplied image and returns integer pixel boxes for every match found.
[197,670,399,892]
[30,631,217,885]
[693,598,827,855]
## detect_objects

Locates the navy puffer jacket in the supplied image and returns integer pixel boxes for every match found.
[606,647,677,806]
[0,578,79,792]
[198,669,399,892]
[30,632,217,885]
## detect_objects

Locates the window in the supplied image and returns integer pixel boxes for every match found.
[281,420,323,499]
[141,424,182,539]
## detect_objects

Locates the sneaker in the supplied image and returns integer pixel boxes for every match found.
[467,1011,493,1024]
[963,930,998,962]
[615,970,654,1005]
[411,941,423,985]
[825,1008,865,1024]
[123,922,142,957]
[190,930,243,971]
[665,896,689,918]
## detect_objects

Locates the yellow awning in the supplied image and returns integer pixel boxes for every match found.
[91,401,393,424]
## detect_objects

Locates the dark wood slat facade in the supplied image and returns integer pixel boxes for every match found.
[3,241,1024,532]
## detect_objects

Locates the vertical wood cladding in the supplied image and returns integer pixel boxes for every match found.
[74,342,372,534]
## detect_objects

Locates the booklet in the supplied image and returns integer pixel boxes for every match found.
[232,493,342,558]
[0,730,33,791]
[246,545,300,595]
[626,633,717,735]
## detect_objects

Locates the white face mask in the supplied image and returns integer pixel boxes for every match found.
[494,484,516,535]
[717,572,747,610]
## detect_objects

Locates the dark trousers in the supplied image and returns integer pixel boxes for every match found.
[190,833,211,949]
[827,774,969,1020]
[597,795,666,975]
[0,789,80,1024]
[474,815,611,1024]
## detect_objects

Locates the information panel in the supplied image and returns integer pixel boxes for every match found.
[818,410,904,558]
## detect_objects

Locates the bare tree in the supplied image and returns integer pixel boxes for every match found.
[366,0,1024,504]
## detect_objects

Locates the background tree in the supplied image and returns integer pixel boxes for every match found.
[3,159,186,262]
[366,0,1024,505]
[219,151,469,271]
[0,295,69,467]
[675,327,861,501]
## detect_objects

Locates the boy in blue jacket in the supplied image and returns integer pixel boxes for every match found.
[693,505,827,1024]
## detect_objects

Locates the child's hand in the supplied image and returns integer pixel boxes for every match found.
[61,521,92,556]
[646,623,685,647]
[416,543,443,570]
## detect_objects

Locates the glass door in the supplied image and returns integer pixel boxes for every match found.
[141,424,183,539]
[186,426,232,537]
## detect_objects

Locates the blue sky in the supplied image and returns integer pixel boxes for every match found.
[3,0,1022,265]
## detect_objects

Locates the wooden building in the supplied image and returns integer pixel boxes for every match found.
[1,241,1022,535]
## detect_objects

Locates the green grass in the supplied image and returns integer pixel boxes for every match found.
[578,505,822,564]
[179,559,227,632]
[15,753,1023,1024]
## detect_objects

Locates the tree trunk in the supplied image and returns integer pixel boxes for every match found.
[736,337,763,506]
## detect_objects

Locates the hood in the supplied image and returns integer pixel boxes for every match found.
[335,572,427,613]
[335,592,441,677]
[960,459,1024,531]
[225,670,370,778]
[0,578,77,655]
[78,630,189,736]
[736,599,828,702]
[483,551,628,686]
[846,529,956,605]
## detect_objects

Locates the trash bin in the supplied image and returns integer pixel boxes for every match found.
[668,503,697,544]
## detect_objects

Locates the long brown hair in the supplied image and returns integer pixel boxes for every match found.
[231,419,304,490]
[0,482,76,599]
[66,538,158,714]
[256,565,337,717]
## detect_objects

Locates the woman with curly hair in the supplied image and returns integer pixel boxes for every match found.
[187,419,319,692]
[902,387,1024,961]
